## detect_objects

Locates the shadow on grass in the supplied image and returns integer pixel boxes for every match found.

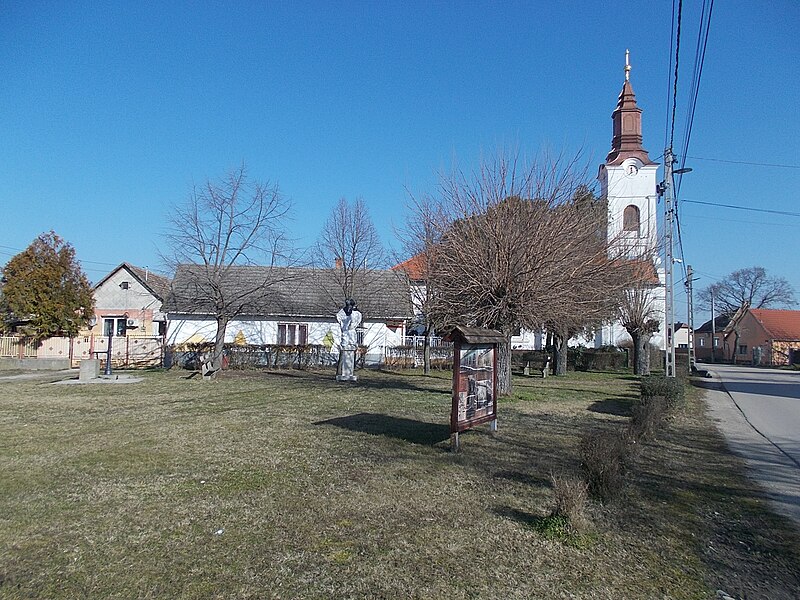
[494,470,551,488]
[587,398,635,417]
[494,505,543,527]
[315,412,451,446]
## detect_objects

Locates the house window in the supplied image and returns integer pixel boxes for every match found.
[623,205,640,235]
[103,318,128,337]
[278,323,308,346]
[356,327,365,346]
[698,338,705,347]
[713,337,719,348]
[738,344,747,355]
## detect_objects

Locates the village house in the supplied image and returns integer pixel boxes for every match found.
[163,264,412,365]
[694,315,730,362]
[724,308,800,366]
[90,263,171,338]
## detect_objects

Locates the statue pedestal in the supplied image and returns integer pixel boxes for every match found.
[336,347,358,382]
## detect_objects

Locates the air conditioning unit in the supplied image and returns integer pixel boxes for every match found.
[126,319,139,328]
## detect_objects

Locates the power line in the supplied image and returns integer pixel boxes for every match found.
[677,0,714,195]
[0,244,119,267]
[682,198,800,218]
[680,210,799,228]
[669,0,684,149]
[686,155,800,169]
[664,0,678,151]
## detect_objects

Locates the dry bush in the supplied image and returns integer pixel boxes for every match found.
[628,395,669,443]
[580,429,629,503]
[550,472,590,533]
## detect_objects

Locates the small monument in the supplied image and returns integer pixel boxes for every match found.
[336,298,362,382]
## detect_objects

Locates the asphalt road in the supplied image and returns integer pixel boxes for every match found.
[703,363,800,528]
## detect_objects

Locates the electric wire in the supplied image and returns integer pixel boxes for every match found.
[676,0,714,195]
[681,198,800,217]
[686,155,800,169]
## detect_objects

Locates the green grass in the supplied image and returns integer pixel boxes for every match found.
[1,368,798,599]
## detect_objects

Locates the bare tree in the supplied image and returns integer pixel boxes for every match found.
[394,192,446,374]
[424,150,618,394]
[162,164,291,373]
[698,266,796,316]
[543,188,625,375]
[314,197,386,307]
[617,284,662,376]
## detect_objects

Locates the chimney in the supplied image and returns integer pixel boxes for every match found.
[335,257,343,269]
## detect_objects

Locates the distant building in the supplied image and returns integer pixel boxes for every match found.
[694,315,730,362]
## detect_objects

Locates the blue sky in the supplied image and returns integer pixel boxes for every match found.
[2,1,798,323]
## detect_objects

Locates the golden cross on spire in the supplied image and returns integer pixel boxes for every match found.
[625,49,631,81]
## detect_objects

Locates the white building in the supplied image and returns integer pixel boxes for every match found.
[163,265,412,365]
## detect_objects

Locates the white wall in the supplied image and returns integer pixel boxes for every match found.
[166,315,405,364]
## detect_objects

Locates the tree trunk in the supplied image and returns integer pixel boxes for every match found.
[497,336,512,396]
[212,315,229,375]
[423,322,432,375]
[631,332,651,376]
[553,334,568,376]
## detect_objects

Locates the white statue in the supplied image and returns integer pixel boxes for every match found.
[336,298,362,349]
[336,298,362,381]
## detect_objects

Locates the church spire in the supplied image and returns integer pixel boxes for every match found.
[605,50,655,166]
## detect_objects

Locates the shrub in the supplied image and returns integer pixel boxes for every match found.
[640,375,685,410]
[628,395,669,443]
[550,472,589,533]
[580,429,628,503]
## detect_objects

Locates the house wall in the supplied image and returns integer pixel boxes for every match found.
[166,316,405,365]
[728,311,770,365]
[694,331,723,361]
[93,268,163,336]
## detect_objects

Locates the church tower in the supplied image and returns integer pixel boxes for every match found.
[595,51,666,350]
[597,50,659,260]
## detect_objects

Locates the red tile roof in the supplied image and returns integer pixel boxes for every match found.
[750,309,800,341]
[391,254,427,280]
[623,259,661,286]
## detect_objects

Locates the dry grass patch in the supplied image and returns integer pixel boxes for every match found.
[0,368,797,598]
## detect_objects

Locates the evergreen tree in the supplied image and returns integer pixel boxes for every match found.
[1,232,94,340]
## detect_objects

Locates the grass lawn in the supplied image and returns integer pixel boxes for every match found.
[1,368,799,599]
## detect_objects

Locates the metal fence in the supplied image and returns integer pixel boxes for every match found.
[0,337,38,358]
[0,335,164,368]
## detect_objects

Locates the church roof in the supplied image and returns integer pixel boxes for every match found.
[605,53,657,167]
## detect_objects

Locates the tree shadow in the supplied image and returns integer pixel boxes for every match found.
[493,505,544,528]
[587,398,635,417]
[493,470,551,488]
[315,412,451,446]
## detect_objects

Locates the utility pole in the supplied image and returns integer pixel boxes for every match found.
[710,289,716,363]
[685,265,697,373]
[662,147,676,378]
[659,147,691,378]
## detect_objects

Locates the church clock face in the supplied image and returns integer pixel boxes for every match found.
[625,163,639,176]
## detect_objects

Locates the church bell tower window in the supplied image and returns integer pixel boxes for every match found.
[623,205,641,235]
